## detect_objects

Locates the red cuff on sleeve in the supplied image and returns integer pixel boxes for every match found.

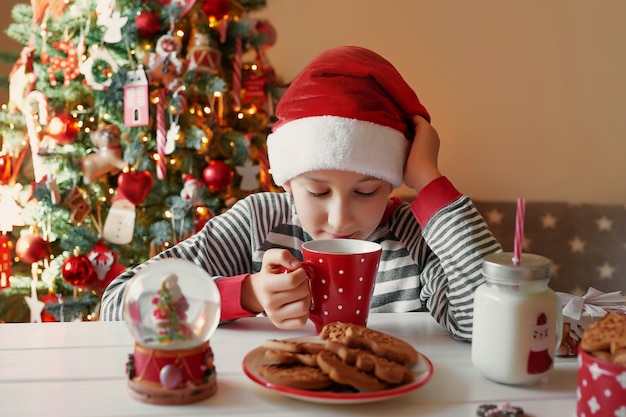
[215,274,257,322]
[410,176,462,227]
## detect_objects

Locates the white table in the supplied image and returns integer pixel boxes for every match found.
[0,313,578,417]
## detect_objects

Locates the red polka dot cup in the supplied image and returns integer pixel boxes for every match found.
[301,239,382,333]
[576,349,626,416]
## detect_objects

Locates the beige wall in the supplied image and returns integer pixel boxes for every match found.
[253,0,626,205]
[2,1,624,204]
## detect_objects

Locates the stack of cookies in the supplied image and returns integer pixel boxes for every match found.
[580,311,626,365]
[259,322,419,392]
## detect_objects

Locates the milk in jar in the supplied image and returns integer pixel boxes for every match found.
[471,253,562,385]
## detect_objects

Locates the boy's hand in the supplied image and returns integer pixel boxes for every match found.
[242,249,311,329]
[404,115,442,192]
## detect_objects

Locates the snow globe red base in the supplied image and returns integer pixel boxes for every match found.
[123,258,221,405]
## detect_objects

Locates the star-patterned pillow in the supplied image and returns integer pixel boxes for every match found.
[473,201,626,296]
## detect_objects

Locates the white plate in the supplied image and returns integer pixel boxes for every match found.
[242,336,434,404]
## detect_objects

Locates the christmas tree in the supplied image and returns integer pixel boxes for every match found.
[0,0,282,322]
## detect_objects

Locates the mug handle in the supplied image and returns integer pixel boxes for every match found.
[282,263,316,310]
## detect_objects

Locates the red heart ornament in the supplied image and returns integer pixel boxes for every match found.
[117,170,153,206]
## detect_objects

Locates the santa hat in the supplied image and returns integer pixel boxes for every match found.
[267,46,430,187]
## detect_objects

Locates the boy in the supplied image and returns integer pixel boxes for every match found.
[101,46,501,341]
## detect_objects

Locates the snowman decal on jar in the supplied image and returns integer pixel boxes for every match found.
[527,312,553,374]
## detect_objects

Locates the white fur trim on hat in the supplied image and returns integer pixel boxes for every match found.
[267,115,408,187]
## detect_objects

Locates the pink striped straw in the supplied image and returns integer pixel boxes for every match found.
[512,197,526,265]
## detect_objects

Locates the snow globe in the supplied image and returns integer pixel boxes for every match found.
[123,258,221,404]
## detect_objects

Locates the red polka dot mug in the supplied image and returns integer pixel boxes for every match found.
[301,239,382,333]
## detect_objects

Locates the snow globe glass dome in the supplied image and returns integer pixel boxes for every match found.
[123,258,221,350]
[122,258,221,404]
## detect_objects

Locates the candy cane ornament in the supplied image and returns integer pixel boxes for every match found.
[22,90,49,181]
[232,36,242,111]
[155,90,167,180]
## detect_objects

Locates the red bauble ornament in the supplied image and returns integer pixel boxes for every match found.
[44,113,79,145]
[202,160,233,192]
[117,170,153,206]
[256,21,277,49]
[61,253,95,287]
[0,154,12,185]
[40,293,59,322]
[202,0,230,20]
[135,11,162,38]
[15,233,50,263]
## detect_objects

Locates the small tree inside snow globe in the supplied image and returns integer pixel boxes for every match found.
[123,258,221,404]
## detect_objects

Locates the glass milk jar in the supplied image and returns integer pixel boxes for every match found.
[471,253,562,385]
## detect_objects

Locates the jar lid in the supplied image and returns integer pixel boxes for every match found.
[482,252,551,283]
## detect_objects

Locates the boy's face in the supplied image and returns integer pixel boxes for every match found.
[284,170,393,241]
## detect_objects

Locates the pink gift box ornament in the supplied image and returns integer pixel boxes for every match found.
[556,287,625,356]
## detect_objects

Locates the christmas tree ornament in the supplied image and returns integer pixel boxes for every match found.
[80,122,126,185]
[47,39,81,87]
[202,159,233,192]
[159,0,197,18]
[143,34,187,91]
[24,278,45,323]
[42,113,79,145]
[87,240,126,292]
[8,45,37,115]
[95,0,116,19]
[165,119,179,155]
[22,90,49,182]
[40,293,59,322]
[62,186,92,224]
[44,175,60,204]
[123,258,220,404]
[135,11,162,38]
[232,36,242,110]
[31,0,67,24]
[61,249,95,287]
[235,160,260,191]
[97,10,128,44]
[186,31,222,75]
[79,45,119,91]
[117,170,153,206]
[186,9,222,74]
[0,154,13,185]
[0,234,11,290]
[124,67,150,127]
[255,20,277,50]
[155,89,168,179]
[180,174,204,206]
[202,0,230,21]
[15,232,50,264]
[242,68,268,109]
[103,195,136,245]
